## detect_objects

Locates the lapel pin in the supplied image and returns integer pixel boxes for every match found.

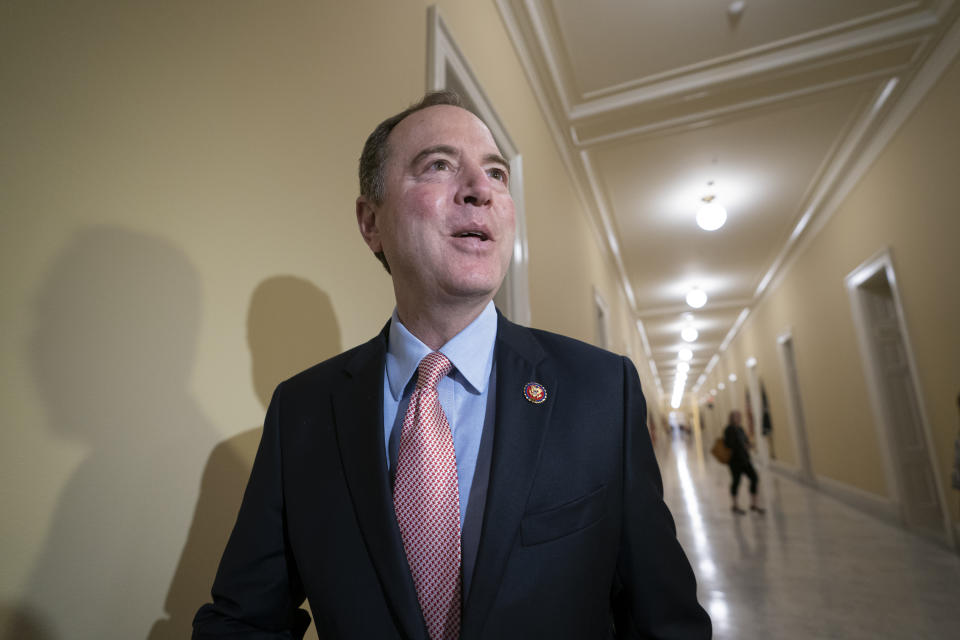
[523,382,547,404]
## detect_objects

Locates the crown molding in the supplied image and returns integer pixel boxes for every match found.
[755,76,899,300]
[763,11,960,299]
[521,0,575,115]
[496,0,640,322]
[571,64,904,148]
[568,8,938,118]
[513,0,940,121]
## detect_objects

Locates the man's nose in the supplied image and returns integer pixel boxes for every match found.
[456,163,493,207]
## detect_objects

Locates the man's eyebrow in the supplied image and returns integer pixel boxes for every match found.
[484,153,510,174]
[409,145,458,169]
[409,145,510,175]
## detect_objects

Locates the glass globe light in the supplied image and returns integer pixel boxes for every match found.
[685,288,707,308]
[696,196,727,231]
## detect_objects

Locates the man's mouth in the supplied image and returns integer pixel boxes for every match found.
[453,230,489,241]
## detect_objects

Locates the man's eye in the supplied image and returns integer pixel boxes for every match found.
[430,159,450,171]
[489,168,508,183]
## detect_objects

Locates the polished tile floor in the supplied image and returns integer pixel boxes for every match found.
[656,434,960,639]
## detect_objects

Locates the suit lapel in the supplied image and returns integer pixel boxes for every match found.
[332,324,427,640]
[461,316,556,639]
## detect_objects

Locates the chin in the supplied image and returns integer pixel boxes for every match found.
[442,273,504,301]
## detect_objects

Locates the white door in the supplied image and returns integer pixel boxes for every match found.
[860,273,944,536]
[746,360,769,466]
[777,333,814,482]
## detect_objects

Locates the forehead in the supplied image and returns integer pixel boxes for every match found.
[387,104,501,160]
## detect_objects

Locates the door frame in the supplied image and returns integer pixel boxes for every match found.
[745,357,769,466]
[845,247,954,547]
[776,329,815,483]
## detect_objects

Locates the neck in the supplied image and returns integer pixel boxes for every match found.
[395,295,492,350]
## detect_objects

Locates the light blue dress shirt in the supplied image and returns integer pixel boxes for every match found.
[383,301,497,529]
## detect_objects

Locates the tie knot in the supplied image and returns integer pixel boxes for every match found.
[416,351,452,390]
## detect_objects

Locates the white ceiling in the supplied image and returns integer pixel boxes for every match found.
[497,0,960,403]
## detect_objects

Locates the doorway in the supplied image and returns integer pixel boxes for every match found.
[745,358,770,466]
[846,250,951,545]
[776,331,814,482]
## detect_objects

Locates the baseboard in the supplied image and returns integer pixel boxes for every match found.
[768,461,899,524]
[768,461,960,553]
[767,459,808,484]
[813,473,900,528]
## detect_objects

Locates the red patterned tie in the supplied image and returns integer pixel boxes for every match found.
[393,351,461,640]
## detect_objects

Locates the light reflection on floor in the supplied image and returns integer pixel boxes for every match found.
[656,432,960,639]
[673,443,730,634]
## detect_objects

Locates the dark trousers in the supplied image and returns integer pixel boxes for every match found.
[730,461,758,496]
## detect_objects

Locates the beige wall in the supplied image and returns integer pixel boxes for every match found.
[698,55,960,524]
[0,1,651,638]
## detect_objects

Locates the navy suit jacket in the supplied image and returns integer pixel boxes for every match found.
[194,314,711,639]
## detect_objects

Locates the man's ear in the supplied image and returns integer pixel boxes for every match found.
[356,197,382,253]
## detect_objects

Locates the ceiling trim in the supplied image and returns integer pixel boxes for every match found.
[521,0,574,115]
[518,0,937,116]
[569,7,937,114]
[796,9,960,270]
[698,11,960,395]
[764,12,960,299]
[570,64,906,147]
[498,0,646,328]
[754,77,899,301]
[719,308,752,354]
[496,0,637,320]
[698,353,723,388]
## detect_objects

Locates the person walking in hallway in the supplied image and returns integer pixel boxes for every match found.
[192,91,711,639]
[724,410,764,515]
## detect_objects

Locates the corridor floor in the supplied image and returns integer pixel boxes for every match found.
[655,434,960,639]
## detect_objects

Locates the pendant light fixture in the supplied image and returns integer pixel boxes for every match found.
[696,194,727,231]
[686,288,708,308]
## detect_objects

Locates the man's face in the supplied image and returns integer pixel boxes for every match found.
[358,105,516,308]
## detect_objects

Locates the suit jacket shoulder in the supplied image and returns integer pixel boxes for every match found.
[497,316,627,377]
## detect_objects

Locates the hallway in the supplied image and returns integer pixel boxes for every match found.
[656,434,960,639]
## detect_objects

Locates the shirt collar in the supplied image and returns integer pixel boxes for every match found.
[386,301,498,400]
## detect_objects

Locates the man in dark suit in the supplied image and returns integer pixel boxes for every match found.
[193,91,711,639]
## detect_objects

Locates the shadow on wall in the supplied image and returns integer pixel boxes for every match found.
[3,227,214,640]
[0,606,53,640]
[149,275,342,640]
[246,276,344,411]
